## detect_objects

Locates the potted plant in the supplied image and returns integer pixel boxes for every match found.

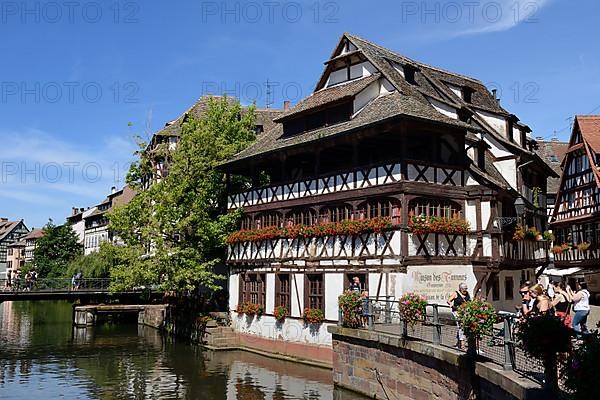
[577,242,590,252]
[338,291,363,328]
[397,293,427,328]
[302,308,325,325]
[456,299,497,355]
[562,331,600,399]
[512,224,525,241]
[273,305,288,323]
[516,314,571,393]
[551,245,564,255]
[543,230,555,242]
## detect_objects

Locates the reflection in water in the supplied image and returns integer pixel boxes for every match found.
[0,301,367,399]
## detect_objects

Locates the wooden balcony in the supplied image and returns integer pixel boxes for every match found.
[554,248,600,266]
[228,160,468,210]
[227,230,402,265]
[501,240,548,263]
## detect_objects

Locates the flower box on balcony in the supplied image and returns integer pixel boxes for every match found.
[236,301,264,317]
[408,216,470,236]
[226,217,393,244]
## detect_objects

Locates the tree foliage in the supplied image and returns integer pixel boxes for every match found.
[108,97,255,292]
[32,220,83,278]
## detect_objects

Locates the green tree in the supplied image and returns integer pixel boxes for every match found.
[33,219,83,278]
[108,97,255,292]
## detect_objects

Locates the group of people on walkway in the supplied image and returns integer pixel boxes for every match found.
[3,269,38,291]
[519,280,591,339]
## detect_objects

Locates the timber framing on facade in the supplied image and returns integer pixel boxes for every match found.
[550,116,600,270]
[219,33,557,350]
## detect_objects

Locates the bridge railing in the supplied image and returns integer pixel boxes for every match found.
[338,297,547,385]
[1,278,111,292]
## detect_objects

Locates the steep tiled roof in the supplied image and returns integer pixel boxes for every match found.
[576,115,600,152]
[535,140,569,194]
[225,90,472,165]
[0,220,23,241]
[22,229,44,240]
[275,74,380,121]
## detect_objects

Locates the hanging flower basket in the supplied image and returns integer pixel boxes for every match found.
[397,293,427,328]
[236,301,264,317]
[456,299,497,339]
[273,305,288,322]
[338,291,363,328]
[302,308,325,325]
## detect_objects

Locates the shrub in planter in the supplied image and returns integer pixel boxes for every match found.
[456,299,497,339]
[236,301,264,317]
[543,230,555,242]
[562,331,600,399]
[516,314,571,392]
[338,291,363,328]
[551,245,564,255]
[515,314,571,359]
[273,305,288,323]
[397,293,427,328]
[302,308,325,325]
[512,224,526,241]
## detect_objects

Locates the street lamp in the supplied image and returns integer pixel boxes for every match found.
[514,196,525,223]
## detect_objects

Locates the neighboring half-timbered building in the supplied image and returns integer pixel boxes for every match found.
[550,116,600,298]
[219,33,557,358]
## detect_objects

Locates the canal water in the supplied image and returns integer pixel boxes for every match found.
[0,301,368,400]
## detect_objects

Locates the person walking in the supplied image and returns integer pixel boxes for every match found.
[447,283,470,349]
[567,282,590,339]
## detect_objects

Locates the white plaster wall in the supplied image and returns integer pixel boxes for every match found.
[484,269,522,312]
[428,97,458,119]
[350,61,376,80]
[232,314,333,346]
[484,135,513,158]
[369,272,387,298]
[494,159,517,188]
[325,273,344,321]
[229,274,239,311]
[446,83,462,98]
[266,273,275,315]
[482,235,493,257]
[466,200,477,229]
[511,126,521,145]
[391,61,405,78]
[481,201,491,230]
[380,78,395,94]
[353,81,380,113]
[477,110,507,137]
[291,273,304,318]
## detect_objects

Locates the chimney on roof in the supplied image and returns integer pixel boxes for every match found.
[551,137,560,142]
[71,207,78,216]
[111,186,117,194]
[283,101,290,111]
[491,89,499,104]
[0,217,7,222]
[536,136,544,141]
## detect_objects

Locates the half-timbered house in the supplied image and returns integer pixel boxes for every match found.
[219,33,557,360]
[550,116,600,299]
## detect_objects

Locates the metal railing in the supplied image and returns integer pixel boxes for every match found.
[338,297,547,384]
[1,278,111,293]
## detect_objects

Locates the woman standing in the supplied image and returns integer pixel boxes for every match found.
[551,281,571,325]
[567,282,590,339]
[447,283,470,349]
[528,284,554,316]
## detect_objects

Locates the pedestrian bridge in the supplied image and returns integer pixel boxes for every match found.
[0,278,160,303]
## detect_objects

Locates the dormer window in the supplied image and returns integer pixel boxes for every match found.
[403,65,417,84]
[282,101,352,136]
[462,87,474,103]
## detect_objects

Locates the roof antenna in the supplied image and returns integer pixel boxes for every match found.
[266,79,272,109]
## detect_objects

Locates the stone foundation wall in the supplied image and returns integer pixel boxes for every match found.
[139,305,168,329]
[329,327,545,400]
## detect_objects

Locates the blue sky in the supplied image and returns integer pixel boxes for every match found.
[1,0,599,228]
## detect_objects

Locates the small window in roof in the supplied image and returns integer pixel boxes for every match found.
[548,155,559,163]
